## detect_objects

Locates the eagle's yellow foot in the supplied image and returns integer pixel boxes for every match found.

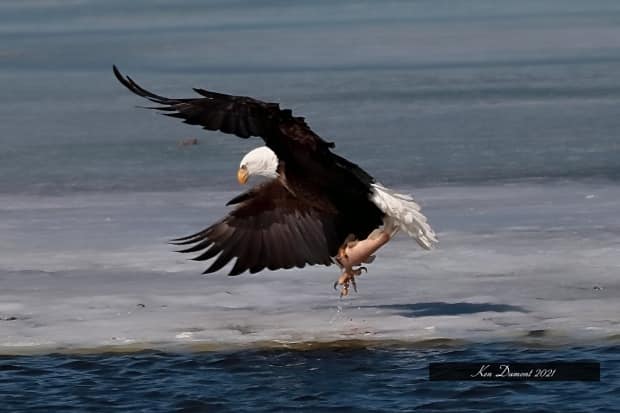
[333,229,389,297]
[333,266,367,297]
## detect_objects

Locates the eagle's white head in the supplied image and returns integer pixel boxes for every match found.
[237,146,279,184]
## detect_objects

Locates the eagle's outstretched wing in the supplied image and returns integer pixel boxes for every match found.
[113,65,334,154]
[170,179,342,276]
[114,65,386,275]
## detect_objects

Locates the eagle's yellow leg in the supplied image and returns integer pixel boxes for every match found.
[334,229,391,297]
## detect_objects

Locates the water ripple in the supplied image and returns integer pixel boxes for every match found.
[0,343,616,412]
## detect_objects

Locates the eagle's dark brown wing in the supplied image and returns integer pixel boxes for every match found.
[113,65,334,153]
[114,66,386,275]
[170,179,342,276]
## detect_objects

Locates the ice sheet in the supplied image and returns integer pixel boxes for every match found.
[1,181,619,353]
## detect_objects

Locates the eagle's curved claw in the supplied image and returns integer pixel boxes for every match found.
[334,265,367,297]
[350,274,358,293]
[333,229,391,297]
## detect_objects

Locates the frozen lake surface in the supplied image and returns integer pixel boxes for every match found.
[2,181,619,353]
[1,0,619,353]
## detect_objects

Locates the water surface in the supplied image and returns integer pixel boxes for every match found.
[2,343,618,412]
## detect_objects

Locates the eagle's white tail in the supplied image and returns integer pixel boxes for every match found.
[370,183,438,249]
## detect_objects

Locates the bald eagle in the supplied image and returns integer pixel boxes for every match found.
[113,66,437,295]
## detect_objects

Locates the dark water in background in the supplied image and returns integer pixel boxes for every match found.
[2,343,619,413]
[2,0,620,194]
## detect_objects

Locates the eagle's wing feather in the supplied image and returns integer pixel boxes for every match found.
[113,65,334,152]
[171,180,339,276]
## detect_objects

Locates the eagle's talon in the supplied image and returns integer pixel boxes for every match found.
[334,266,365,296]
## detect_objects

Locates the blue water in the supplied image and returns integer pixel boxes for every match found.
[2,343,619,412]
[2,0,620,194]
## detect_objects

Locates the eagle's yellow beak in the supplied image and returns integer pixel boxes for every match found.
[237,165,249,185]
